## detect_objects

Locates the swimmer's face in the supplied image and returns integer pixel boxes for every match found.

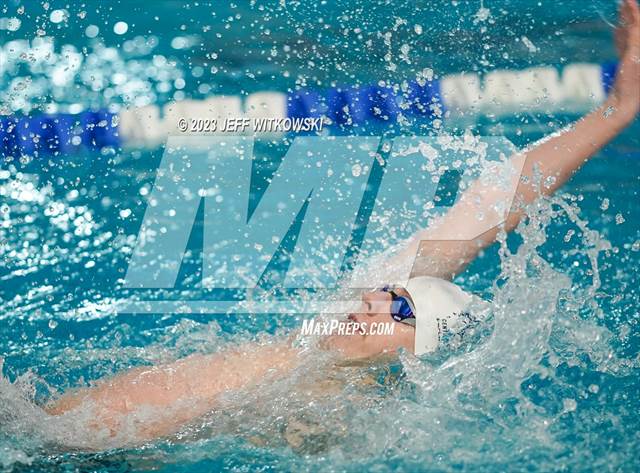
[322,288,415,359]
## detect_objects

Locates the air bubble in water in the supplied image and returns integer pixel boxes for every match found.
[564,229,575,242]
[113,21,128,35]
[563,398,577,412]
[85,25,99,38]
[3,18,21,31]
[49,9,68,24]
[521,36,538,53]
[475,6,491,22]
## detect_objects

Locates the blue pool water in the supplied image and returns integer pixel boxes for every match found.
[1,0,639,471]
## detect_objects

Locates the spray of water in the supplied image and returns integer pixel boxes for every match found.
[1,155,637,472]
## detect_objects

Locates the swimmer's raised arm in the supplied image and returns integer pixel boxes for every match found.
[404,0,640,280]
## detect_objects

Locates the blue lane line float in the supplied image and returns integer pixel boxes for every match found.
[1,111,119,157]
[601,61,618,94]
[0,62,617,156]
[288,79,442,126]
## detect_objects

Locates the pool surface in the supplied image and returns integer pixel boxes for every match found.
[1,1,639,471]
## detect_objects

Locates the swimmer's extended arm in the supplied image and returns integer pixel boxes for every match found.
[45,342,301,444]
[406,0,640,280]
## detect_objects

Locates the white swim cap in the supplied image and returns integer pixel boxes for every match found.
[405,276,475,355]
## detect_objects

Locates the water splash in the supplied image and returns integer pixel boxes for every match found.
[1,175,637,471]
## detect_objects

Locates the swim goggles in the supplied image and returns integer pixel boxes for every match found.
[380,286,416,326]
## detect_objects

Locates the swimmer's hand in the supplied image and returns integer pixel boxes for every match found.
[398,0,639,281]
[610,0,640,123]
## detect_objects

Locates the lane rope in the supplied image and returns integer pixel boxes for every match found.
[0,61,618,155]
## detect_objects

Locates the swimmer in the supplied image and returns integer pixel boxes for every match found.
[45,0,640,447]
